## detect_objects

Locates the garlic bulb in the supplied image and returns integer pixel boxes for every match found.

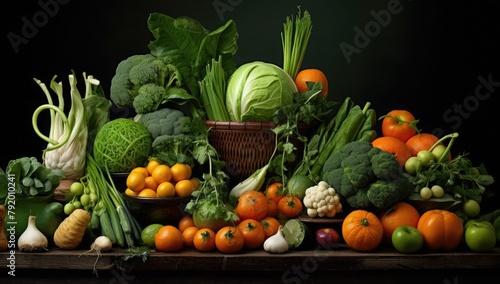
[263,225,289,254]
[18,215,48,252]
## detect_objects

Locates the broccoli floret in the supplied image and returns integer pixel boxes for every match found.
[110,53,184,113]
[133,83,167,114]
[110,54,154,107]
[367,176,413,209]
[152,134,195,166]
[345,187,373,209]
[370,149,403,180]
[135,107,190,140]
[322,140,412,210]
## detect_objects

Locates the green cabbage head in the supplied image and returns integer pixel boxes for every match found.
[226,61,297,122]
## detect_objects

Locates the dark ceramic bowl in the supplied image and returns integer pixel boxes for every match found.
[122,194,190,227]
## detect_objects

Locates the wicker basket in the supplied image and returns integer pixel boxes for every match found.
[205,120,315,184]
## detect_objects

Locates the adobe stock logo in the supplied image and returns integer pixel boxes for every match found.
[7,0,71,54]
[433,73,498,137]
[213,0,243,21]
[339,0,407,64]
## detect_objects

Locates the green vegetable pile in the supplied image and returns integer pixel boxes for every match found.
[322,141,413,210]
[93,118,152,173]
[0,157,65,200]
[293,97,377,183]
[110,13,239,118]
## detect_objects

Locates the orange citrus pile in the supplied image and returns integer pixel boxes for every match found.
[124,160,199,198]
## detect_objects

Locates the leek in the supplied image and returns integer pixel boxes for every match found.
[199,56,230,121]
[281,7,313,80]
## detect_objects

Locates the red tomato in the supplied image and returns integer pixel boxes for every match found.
[295,69,329,97]
[381,110,418,143]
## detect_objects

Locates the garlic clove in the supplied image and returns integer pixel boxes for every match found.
[18,215,48,252]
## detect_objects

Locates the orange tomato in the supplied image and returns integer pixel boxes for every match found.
[378,202,420,244]
[137,188,157,198]
[193,228,216,252]
[175,180,196,198]
[181,226,199,248]
[277,196,303,219]
[405,133,440,156]
[265,182,285,204]
[342,209,383,252]
[260,216,281,239]
[215,226,245,253]
[151,164,172,184]
[380,110,418,143]
[146,159,161,176]
[238,219,266,250]
[266,198,278,218]
[235,190,269,221]
[126,171,146,193]
[156,181,175,198]
[295,68,329,97]
[417,209,463,251]
[178,215,196,233]
[170,163,192,182]
[124,188,138,196]
[155,225,183,252]
[144,176,158,192]
[372,136,412,168]
[131,166,149,178]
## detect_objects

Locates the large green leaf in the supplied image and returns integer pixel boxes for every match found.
[146,13,238,98]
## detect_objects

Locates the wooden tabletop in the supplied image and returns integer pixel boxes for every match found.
[2,246,499,272]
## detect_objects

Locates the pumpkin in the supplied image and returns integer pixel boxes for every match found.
[417,209,463,251]
[342,209,383,252]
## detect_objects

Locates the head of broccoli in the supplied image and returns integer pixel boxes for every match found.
[110,53,184,114]
[322,141,412,210]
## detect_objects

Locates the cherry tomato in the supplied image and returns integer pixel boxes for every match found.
[381,110,418,143]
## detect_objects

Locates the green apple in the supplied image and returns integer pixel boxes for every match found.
[464,220,496,252]
[391,225,424,254]
[493,216,500,244]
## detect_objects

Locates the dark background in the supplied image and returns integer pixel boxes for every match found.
[3,0,499,209]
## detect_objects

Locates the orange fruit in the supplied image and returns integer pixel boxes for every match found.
[295,68,329,97]
[178,215,196,233]
[155,225,183,252]
[372,136,412,168]
[156,181,175,198]
[126,171,146,193]
[138,188,157,198]
[144,176,158,192]
[405,133,440,156]
[131,166,149,178]
[379,201,421,244]
[152,164,172,184]
[124,188,138,196]
[170,163,192,182]
[181,226,199,248]
[175,179,195,198]
[146,159,161,176]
